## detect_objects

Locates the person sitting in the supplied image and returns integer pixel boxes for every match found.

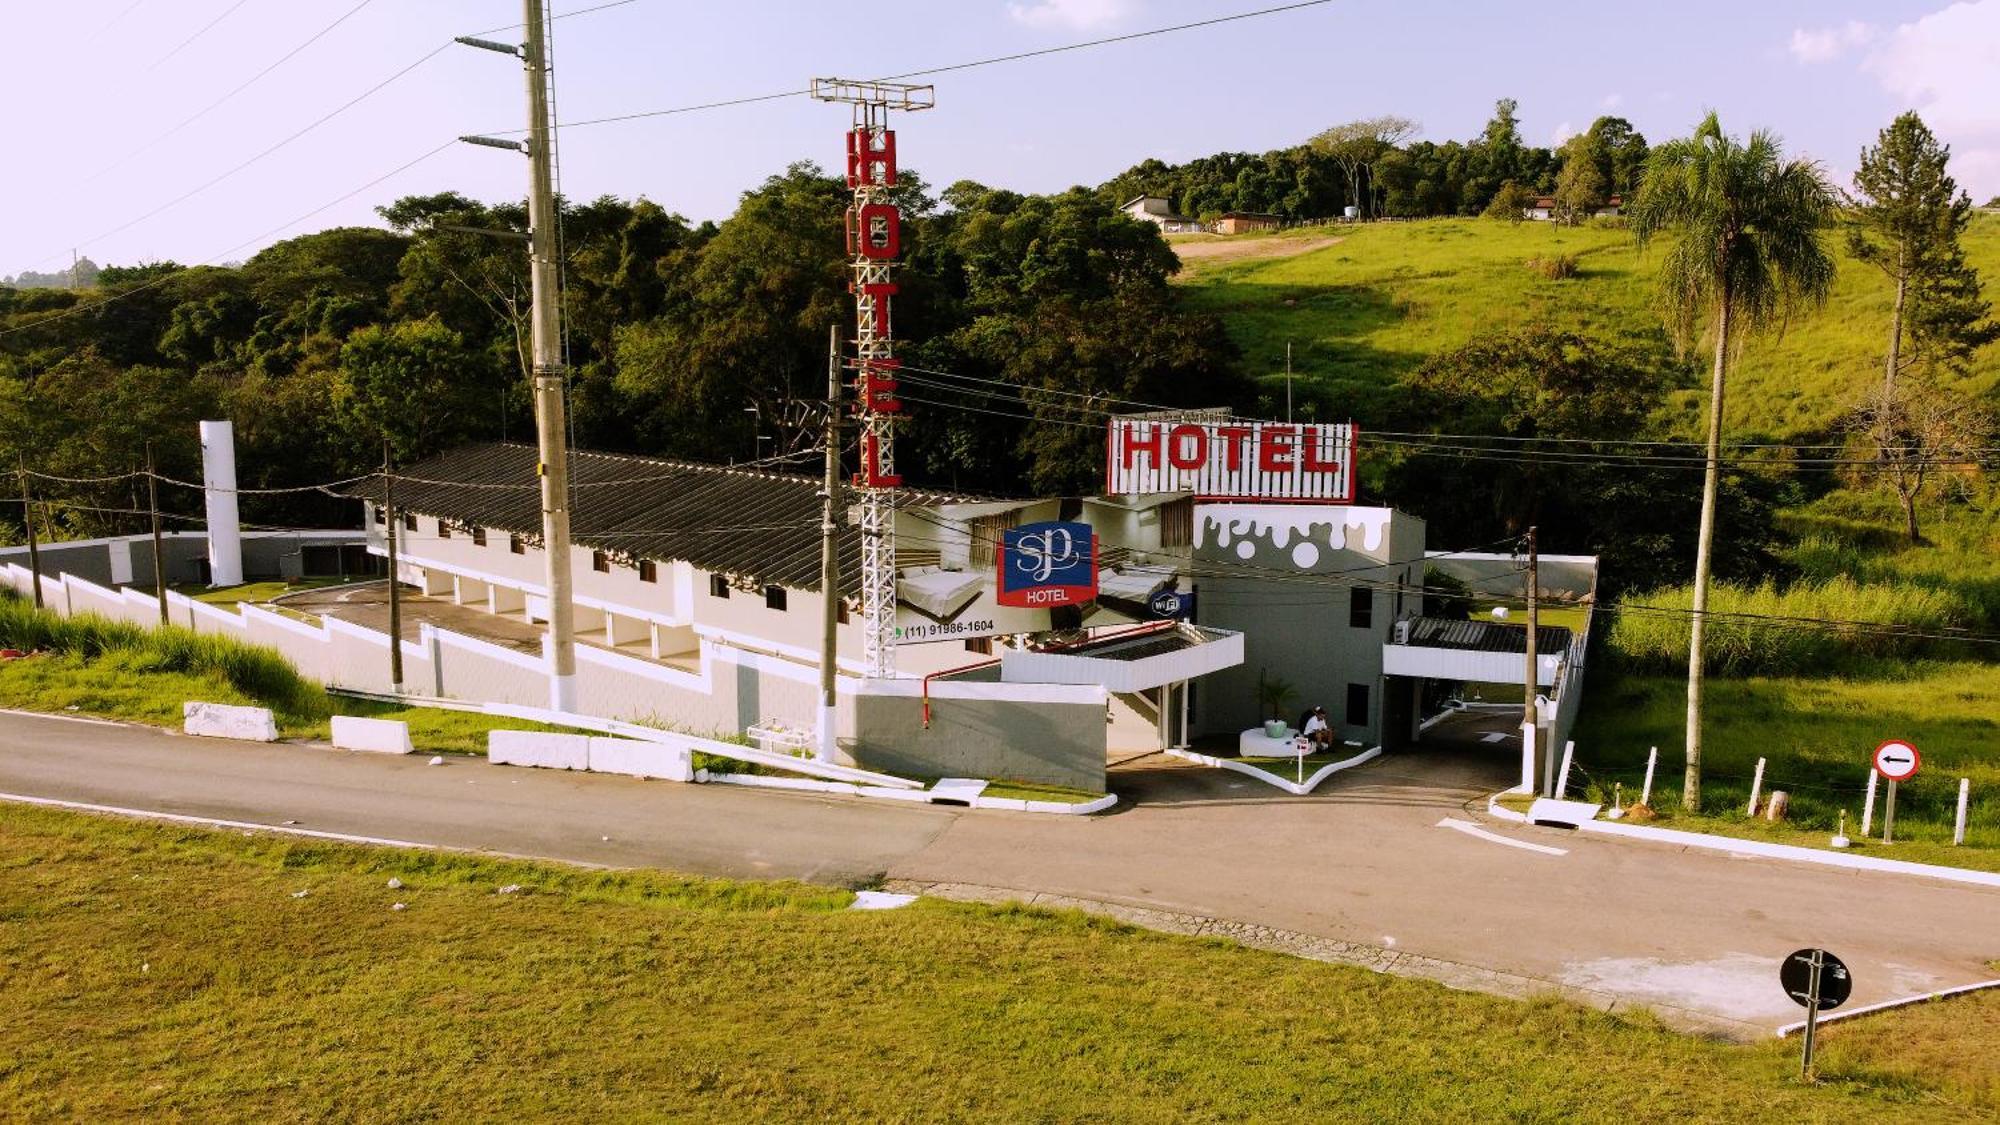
[1301,706,1334,747]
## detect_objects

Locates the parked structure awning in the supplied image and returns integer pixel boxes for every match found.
[1001,623,1244,694]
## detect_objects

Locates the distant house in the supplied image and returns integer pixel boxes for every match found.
[1525,193,1623,222]
[1121,195,1202,233]
[1214,211,1282,235]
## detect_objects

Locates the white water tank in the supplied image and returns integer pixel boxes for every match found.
[200,420,243,587]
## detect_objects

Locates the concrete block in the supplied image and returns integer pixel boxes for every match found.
[183,701,279,743]
[488,729,591,771]
[330,715,415,755]
[587,736,693,782]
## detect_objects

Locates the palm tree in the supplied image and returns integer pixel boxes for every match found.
[1629,113,1837,813]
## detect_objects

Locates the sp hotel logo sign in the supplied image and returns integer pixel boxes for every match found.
[997,521,1098,608]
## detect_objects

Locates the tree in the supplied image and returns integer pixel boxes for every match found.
[1848,376,1993,544]
[1849,112,1994,394]
[336,318,489,463]
[1629,112,1837,813]
[1481,181,1535,223]
[1310,116,1420,218]
[1584,116,1649,196]
[1552,134,1607,226]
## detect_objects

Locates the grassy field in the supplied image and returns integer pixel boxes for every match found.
[1573,662,2000,868]
[1,803,1993,1121]
[1176,214,2000,439]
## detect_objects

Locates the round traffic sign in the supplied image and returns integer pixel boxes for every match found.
[1873,740,1922,782]
[1780,949,1852,1011]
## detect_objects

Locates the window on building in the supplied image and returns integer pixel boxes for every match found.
[837,599,849,625]
[964,637,993,655]
[1345,682,1370,727]
[436,521,450,540]
[372,506,386,526]
[1349,586,1373,629]
[472,527,487,547]
[765,585,787,611]
[709,574,729,599]
[592,551,610,574]
[638,559,657,583]
[403,512,417,532]
[1159,497,1194,548]
[509,534,525,555]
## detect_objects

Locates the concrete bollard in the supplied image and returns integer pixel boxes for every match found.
[1862,771,1878,837]
[1763,790,1789,822]
[1957,778,1971,847]
[1555,740,1575,798]
[1747,757,1766,817]
[1640,746,1657,807]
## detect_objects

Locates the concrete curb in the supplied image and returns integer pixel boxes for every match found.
[699,771,1116,815]
[1773,977,2000,1037]
[1484,794,2000,890]
[1164,745,1382,795]
[881,878,1763,1042]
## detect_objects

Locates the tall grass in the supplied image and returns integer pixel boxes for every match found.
[1605,576,1971,675]
[0,597,328,720]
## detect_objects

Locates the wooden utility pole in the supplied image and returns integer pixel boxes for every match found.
[145,442,168,625]
[817,325,843,763]
[17,458,41,609]
[383,439,403,693]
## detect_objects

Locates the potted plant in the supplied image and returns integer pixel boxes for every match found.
[1254,669,1297,739]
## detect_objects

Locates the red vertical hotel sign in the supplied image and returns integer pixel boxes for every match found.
[1106,418,1356,502]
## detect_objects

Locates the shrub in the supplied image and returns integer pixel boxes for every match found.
[1604,576,1973,675]
[0,595,329,720]
[1524,254,1579,280]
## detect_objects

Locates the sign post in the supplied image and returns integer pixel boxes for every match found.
[1873,740,1921,844]
[1781,948,1852,1081]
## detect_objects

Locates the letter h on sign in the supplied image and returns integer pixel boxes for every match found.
[847,128,897,188]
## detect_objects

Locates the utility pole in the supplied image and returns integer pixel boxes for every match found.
[383,439,403,693]
[456,1,577,710]
[817,324,843,762]
[17,458,41,609]
[70,249,80,291]
[1524,525,1541,791]
[146,441,168,625]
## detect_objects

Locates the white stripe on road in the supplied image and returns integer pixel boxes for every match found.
[1480,732,1510,743]
[1437,816,1568,856]
[0,791,440,851]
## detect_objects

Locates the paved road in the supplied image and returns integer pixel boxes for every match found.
[3,710,1997,1035]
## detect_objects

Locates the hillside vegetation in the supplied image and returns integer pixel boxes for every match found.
[1176,215,2000,439]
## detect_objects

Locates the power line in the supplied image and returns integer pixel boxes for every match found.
[84,0,381,187]
[144,0,257,74]
[538,0,1341,132]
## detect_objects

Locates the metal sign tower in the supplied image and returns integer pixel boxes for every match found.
[811,77,934,677]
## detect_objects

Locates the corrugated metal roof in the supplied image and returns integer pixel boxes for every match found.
[1403,617,1574,655]
[349,443,978,596]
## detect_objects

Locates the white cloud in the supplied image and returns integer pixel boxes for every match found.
[1551,121,1576,146]
[1007,0,1134,31]
[1788,19,1878,64]
[1863,1,2000,198]
[1600,93,1624,111]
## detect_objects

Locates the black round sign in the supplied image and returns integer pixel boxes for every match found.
[1780,948,1852,1011]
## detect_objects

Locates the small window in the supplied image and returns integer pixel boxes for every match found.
[964,637,993,655]
[764,585,787,611]
[437,521,450,540]
[472,527,487,547]
[1348,586,1373,629]
[592,550,610,574]
[1345,682,1370,727]
[709,574,730,599]
[837,599,849,624]
[372,506,386,525]
[403,512,416,532]
[509,534,525,555]
[638,559,657,583]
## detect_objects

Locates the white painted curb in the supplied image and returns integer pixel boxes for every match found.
[1774,977,2000,1037]
[1165,745,1382,795]
[488,729,590,771]
[330,715,414,755]
[182,701,277,743]
[1484,794,2000,890]
[697,770,1117,814]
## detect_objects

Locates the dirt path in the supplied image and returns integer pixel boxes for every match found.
[1171,233,1345,266]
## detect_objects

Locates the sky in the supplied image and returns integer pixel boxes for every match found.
[5,0,1998,278]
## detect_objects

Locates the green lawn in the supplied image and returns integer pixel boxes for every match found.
[1573,662,2000,870]
[1,803,1991,1120]
[1177,214,2000,440]
[175,578,349,607]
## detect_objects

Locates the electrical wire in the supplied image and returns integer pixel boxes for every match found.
[143,0,257,74]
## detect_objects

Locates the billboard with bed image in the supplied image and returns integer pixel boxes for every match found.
[891,495,1196,643]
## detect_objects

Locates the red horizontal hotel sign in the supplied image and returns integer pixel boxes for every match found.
[1107,418,1356,502]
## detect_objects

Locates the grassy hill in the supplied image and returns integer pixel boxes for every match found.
[1174,214,2000,439]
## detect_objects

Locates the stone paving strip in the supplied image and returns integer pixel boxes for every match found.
[879,879,1766,1042]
